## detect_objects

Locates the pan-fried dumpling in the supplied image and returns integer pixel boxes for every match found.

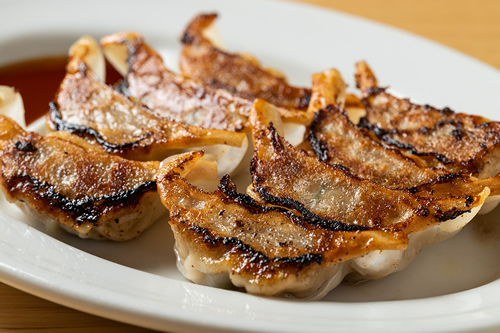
[356,61,500,179]
[156,150,410,299]
[101,32,312,147]
[0,115,165,241]
[179,13,311,111]
[307,68,452,189]
[46,36,248,177]
[247,98,488,281]
[101,32,250,132]
[307,68,500,213]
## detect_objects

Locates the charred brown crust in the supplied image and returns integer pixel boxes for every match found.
[307,110,330,162]
[357,117,456,164]
[308,105,452,187]
[359,114,500,174]
[219,175,366,232]
[179,13,312,111]
[265,121,363,180]
[187,224,324,268]
[356,62,500,177]
[362,88,456,118]
[180,31,195,45]
[407,173,469,192]
[180,13,218,46]
[435,207,471,222]
[49,101,153,153]
[3,172,157,226]
[14,140,37,152]
[218,175,283,213]
[362,86,387,96]
[253,185,368,232]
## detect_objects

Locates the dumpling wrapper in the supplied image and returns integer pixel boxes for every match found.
[305,67,500,213]
[307,68,452,189]
[101,32,310,147]
[356,61,500,179]
[179,13,311,111]
[247,98,488,283]
[0,114,165,241]
[157,147,488,299]
[178,13,314,146]
[101,32,250,132]
[47,36,248,177]
[156,150,411,299]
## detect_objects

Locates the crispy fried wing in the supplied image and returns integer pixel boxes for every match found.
[179,13,311,111]
[249,99,486,234]
[0,115,165,240]
[101,32,251,132]
[356,61,500,178]
[47,36,247,168]
[156,150,409,299]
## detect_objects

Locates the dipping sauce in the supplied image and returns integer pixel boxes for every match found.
[0,57,123,125]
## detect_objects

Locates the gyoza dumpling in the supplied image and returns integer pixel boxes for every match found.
[356,61,500,179]
[247,98,488,281]
[46,36,248,176]
[156,150,409,299]
[307,68,500,213]
[307,68,451,189]
[179,13,311,111]
[101,32,251,132]
[100,32,312,147]
[0,114,165,241]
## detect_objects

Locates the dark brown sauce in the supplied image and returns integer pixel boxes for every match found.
[0,57,123,125]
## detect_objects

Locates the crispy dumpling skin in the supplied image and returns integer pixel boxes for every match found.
[356,61,500,178]
[410,173,500,214]
[309,106,455,189]
[101,32,313,132]
[355,61,465,131]
[0,115,165,241]
[156,150,409,299]
[308,68,500,214]
[47,36,247,164]
[247,98,489,285]
[179,13,311,111]
[249,99,486,234]
[309,107,500,212]
[307,68,453,189]
[101,32,251,132]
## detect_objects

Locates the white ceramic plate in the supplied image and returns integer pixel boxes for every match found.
[1,0,500,332]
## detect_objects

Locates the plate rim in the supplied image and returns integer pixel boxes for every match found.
[1,0,500,332]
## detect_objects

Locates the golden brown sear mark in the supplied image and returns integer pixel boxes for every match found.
[101,32,251,132]
[156,150,407,298]
[0,115,164,241]
[47,36,246,162]
[356,61,500,178]
[179,13,311,111]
